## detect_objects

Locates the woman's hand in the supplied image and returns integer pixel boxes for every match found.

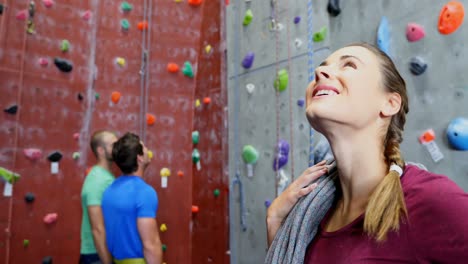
[266,160,329,246]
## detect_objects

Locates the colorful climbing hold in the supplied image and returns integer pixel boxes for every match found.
[195,99,201,107]
[43,213,58,224]
[54,58,73,73]
[203,97,211,105]
[447,117,468,150]
[182,61,194,78]
[192,131,200,144]
[313,26,327,42]
[406,23,425,42]
[243,9,253,26]
[4,105,18,114]
[146,114,156,126]
[38,57,49,67]
[29,1,35,18]
[61,40,70,52]
[160,168,171,177]
[327,0,341,17]
[377,16,390,55]
[72,152,80,160]
[274,69,289,92]
[24,148,42,161]
[177,170,184,177]
[95,93,100,100]
[26,20,35,34]
[77,93,84,101]
[205,45,212,54]
[121,1,133,12]
[241,52,255,69]
[162,244,167,252]
[191,205,199,213]
[242,145,259,164]
[295,38,303,48]
[116,57,126,67]
[192,149,200,163]
[73,133,80,140]
[213,189,220,197]
[264,199,271,208]
[188,0,203,7]
[167,63,179,73]
[297,99,305,107]
[246,83,255,94]
[137,21,148,31]
[148,150,153,159]
[42,256,53,264]
[47,151,62,162]
[121,19,130,30]
[160,223,168,232]
[409,57,427,75]
[294,16,301,24]
[0,167,20,184]
[23,239,30,247]
[111,91,121,104]
[82,10,92,20]
[16,10,28,20]
[25,192,35,203]
[273,139,290,171]
[438,1,465,35]
[43,0,54,8]
[0,4,3,15]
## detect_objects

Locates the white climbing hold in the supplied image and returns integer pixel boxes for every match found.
[246,83,255,94]
[294,38,303,48]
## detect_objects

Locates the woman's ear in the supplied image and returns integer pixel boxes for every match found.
[381,92,401,117]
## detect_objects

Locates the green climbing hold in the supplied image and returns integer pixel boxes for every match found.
[121,19,130,30]
[23,239,30,247]
[0,167,20,184]
[72,152,80,160]
[121,1,133,12]
[242,145,259,164]
[274,69,289,92]
[192,131,200,144]
[313,26,327,42]
[162,244,167,252]
[192,149,200,163]
[61,40,70,52]
[243,9,253,26]
[95,93,100,100]
[213,189,220,197]
[182,61,194,78]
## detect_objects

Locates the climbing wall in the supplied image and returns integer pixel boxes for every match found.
[227,0,468,263]
[0,0,227,263]
[226,0,331,263]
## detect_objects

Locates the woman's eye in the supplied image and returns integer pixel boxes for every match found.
[344,61,356,69]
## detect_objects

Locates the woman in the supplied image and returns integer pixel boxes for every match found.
[265,43,468,263]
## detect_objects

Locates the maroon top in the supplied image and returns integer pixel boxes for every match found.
[304,165,468,263]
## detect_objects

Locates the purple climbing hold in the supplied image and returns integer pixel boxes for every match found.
[241,52,255,69]
[264,199,271,208]
[294,16,301,24]
[4,105,18,114]
[273,139,290,171]
[297,99,305,107]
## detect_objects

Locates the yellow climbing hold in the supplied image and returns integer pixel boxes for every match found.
[195,99,201,107]
[160,223,168,232]
[116,57,126,67]
[148,150,153,159]
[160,168,171,177]
[205,45,212,54]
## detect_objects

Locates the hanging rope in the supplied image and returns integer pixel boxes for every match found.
[285,0,295,181]
[271,0,281,197]
[139,0,149,140]
[143,0,153,143]
[307,0,315,166]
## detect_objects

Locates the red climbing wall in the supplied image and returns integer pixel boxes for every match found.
[0,0,227,263]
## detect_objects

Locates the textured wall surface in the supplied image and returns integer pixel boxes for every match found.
[227,0,468,263]
[0,0,227,263]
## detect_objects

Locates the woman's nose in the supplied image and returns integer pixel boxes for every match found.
[315,68,330,81]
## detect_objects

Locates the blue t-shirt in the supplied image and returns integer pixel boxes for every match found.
[102,176,158,259]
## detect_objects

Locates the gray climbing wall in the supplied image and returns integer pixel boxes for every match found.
[227,0,468,263]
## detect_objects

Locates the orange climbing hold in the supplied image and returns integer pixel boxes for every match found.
[191,205,199,213]
[177,170,184,177]
[167,63,179,73]
[111,91,121,104]
[438,1,465,35]
[188,0,203,6]
[138,21,149,31]
[147,114,156,125]
[203,97,211,105]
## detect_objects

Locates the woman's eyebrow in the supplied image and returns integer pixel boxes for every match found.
[319,55,363,67]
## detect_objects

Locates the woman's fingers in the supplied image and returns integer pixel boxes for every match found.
[297,182,318,197]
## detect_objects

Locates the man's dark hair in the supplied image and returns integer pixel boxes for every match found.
[112,132,143,174]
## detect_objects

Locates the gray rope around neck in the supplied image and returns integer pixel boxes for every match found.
[265,168,337,264]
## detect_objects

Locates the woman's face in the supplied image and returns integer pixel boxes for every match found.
[305,46,388,132]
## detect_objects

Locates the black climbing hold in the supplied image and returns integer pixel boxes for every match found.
[54,58,73,73]
[0,4,4,15]
[77,93,84,101]
[4,105,18,114]
[42,256,53,264]
[409,57,427,76]
[327,0,341,17]
[25,192,35,203]
[47,151,62,162]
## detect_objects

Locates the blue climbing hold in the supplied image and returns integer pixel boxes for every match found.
[294,16,301,24]
[241,52,255,69]
[377,16,390,56]
[447,117,468,151]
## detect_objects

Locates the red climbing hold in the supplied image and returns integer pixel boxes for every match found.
[188,0,203,6]
[177,170,184,177]
[16,10,28,20]
[82,10,92,21]
[406,23,425,42]
[146,113,156,125]
[438,1,465,35]
[167,63,180,73]
[137,21,148,31]
[38,58,49,67]
[24,148,42,161]
[111,91,121,104]
[191,205,199,213]
[43,0,54,8]
[203,97,211,105]
[43,213,58,224]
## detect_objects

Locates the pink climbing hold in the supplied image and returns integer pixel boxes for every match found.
[406,23,425,42]
[43,0,54,8]
[43,213,58,224]
[82,10,92,21]
[73,133,80,140]
[16,10,28,20]
[24,148,43,161]
[38,58,49,67]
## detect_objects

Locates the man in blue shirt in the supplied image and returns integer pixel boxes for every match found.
[102,132,162,264]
